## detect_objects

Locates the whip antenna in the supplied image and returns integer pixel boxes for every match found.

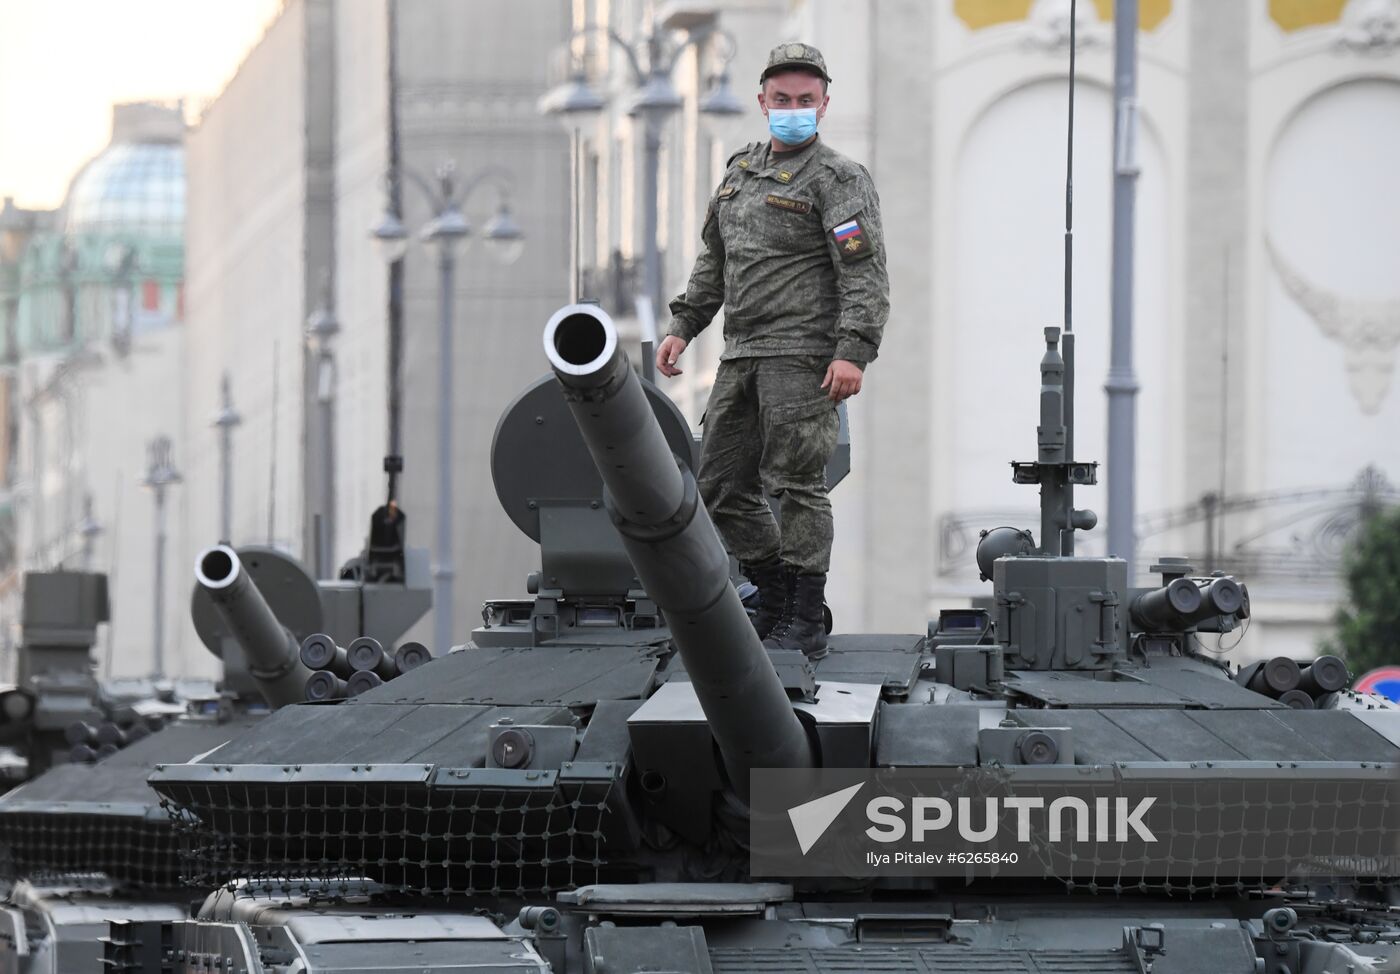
[1060,0,1080,554]
[1064,0,1076,336]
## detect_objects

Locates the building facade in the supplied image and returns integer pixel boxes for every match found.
[179,0,572,662]
[0,102,186,675]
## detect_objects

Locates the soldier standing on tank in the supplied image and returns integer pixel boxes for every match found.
[654,42,889,660]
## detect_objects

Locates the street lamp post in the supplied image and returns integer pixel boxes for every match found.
[141,435,181,680]
[539,21,743,312]
[306,281,340,577]
[212,372,241,543]
[538,72,605,302]
[370,162,525,654]
[1107,0,1142,576]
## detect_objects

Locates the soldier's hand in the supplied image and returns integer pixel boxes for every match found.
[656,336,688,377]
[822,359,863,402]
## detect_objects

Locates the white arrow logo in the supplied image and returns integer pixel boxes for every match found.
[787,782,864,855]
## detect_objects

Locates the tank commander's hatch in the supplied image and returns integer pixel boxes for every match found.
[492,375,697,597]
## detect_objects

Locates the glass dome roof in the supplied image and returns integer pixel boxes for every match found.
[63,142,184,239]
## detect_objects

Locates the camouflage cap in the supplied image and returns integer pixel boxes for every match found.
[760,42,831,84]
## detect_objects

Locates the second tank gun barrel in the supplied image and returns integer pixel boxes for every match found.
[194,545,312,707]
[545,304,814,793]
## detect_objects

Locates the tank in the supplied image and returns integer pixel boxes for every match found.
[0,507,433,971]
[112,298,1395,972]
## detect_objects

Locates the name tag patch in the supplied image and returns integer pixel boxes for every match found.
[832,217,872,260]
[765,194,812,214]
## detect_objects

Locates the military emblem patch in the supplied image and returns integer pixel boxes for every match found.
[765,194,812,214]
[717,185,738,200]
[737,159,750,169]
[831,218,872,260]
[777,170,793,183]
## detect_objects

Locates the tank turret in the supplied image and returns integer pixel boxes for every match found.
[544,304,813,790]
[193,545,312,708]
[190,529,432,709]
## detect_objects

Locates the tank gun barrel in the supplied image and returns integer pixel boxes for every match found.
[194,545,312,707]
[544,305,814,793]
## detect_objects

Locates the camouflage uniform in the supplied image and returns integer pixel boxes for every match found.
[668,132,889,574]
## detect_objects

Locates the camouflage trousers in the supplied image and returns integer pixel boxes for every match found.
[697,355,839,574]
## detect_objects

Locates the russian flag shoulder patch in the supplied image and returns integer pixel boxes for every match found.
[830,217,871,261]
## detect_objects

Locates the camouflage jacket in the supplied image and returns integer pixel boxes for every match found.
[667,137,890,366]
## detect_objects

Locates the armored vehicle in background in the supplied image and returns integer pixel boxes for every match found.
[0,571,125,786]
[112,301,1399,974]
[0,514,432,972]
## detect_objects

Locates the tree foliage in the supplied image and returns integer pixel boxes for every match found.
[1325,505,1400,676]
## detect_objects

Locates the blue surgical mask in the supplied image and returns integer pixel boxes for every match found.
[767,107,819,146]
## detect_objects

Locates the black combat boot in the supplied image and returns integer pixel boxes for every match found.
[763,572,828,660]
[741,559,791,640]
